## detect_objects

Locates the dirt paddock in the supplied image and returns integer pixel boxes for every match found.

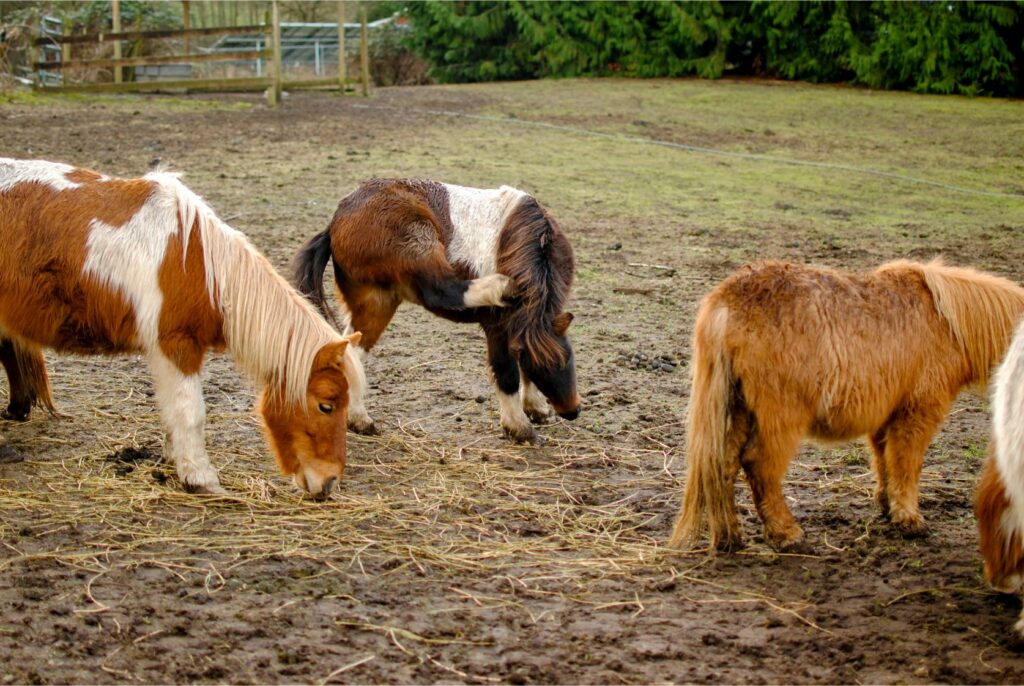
[1,79,1023,684]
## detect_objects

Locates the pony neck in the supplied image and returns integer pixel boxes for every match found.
[916,261,1024,388]
[154,172,340,407]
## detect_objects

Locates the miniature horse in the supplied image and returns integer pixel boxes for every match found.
[294,179,580,444]
[0,158,365,499]
[977,318,1024,636]
[670,259,1024,552]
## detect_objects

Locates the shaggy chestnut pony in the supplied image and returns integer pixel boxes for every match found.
[0,158,365,499]
[977,318,1024,636]
[294,179,579,444]
[670,259,1024,552]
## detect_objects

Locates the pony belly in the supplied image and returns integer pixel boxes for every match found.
[807,402,886,444]
[0,286,140,355]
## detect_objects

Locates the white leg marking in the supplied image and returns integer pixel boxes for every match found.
[498,389,537,443]
[520,372,553,423]
[346,345,376,434]
[148,352,223,493]
[464,273,512,308]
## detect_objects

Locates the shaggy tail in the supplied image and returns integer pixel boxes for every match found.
[668,302,742,552]
[293,228,345,333]
[0,339,56,421]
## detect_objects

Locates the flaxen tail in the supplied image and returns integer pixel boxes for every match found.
[668,299,741,551]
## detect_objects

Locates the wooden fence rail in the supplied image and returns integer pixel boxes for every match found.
[30,0,368,106]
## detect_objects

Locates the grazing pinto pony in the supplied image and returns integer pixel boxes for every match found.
[294,179,580,444]
[0,158,364,499]
[977,319,1024,636]
[669,259,1024,552]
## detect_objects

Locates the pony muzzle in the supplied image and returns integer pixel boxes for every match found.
[294,467,340,501]
[555,398,581,421]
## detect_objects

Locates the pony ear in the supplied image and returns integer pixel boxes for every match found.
[553,312,574,336]
[344,331,363,347]
[315,338,354,373]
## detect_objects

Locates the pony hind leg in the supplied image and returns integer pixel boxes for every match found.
[739,419,806,551]
[0,339,54,422]
[335,282,401,435]
[869,430,890,517]
[148,351,223,494]
[410,251,515,315]
[708,406,753,552]
[878,403,950,534]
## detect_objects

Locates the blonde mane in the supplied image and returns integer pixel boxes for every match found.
[149,172,363,408]
[880,259,1024,389]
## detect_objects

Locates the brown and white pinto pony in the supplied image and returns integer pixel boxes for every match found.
[294,179,580,444]
[669,259,1024,553]
[0,158,365,499]
[977,319,1024,636]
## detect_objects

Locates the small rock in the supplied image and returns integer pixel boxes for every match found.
[475,395,486,403]
[606,242,622,251]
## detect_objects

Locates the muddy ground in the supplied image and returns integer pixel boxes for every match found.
[1,79,1023,684]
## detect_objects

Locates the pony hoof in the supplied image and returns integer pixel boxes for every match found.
[714,534,746,554]
[766,529,806,553]
[0,443,26,463]
[349,420,379,436]
[185,482,227,496]
[525,408,553,425]
[775,537,814,554]
[1,405,30,422]
[892,517,928,538]
[504,426,543,445]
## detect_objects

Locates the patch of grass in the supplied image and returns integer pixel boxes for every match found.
[10,89,253,112]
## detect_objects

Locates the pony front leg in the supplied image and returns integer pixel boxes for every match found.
[415,266,515,314]
[520,371,553,424]
[343,344,377,435]
[485,328,538,444]
[879,405,948,535]
[148,352,224,494]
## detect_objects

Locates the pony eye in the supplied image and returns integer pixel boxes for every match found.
[318,403,334,415]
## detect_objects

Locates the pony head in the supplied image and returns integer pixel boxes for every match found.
[515,311,581,419]
[259,332,362,500]
[976,446,1024,593]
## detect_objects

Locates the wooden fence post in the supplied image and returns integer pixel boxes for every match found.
[337,0,346,91]
[28,12,39,87]
[112,0,122,84]
[269,0,282,106]
[62,21,70,67]
[182,0,190,55]
[359,8,369,97]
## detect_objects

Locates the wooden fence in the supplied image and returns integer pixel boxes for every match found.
[30,0,369,106]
